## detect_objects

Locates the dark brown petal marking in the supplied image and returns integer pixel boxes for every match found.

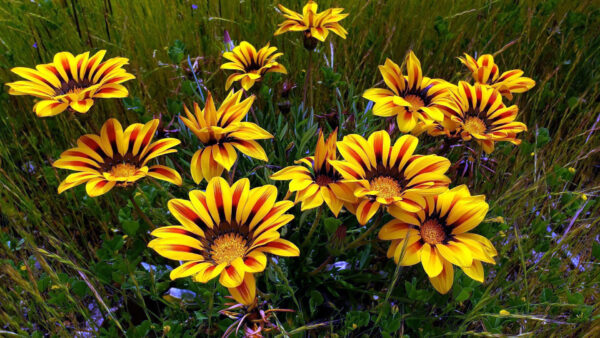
[164,244,204,255]
[80,136,108,158]
[150,167,177,180]
[172,201,208,232]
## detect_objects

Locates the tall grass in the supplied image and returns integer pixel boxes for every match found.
[0,0,599,336]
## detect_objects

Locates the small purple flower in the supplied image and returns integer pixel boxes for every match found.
[224,30,234,51]
[191,4,198,10]
[33,42,37,48]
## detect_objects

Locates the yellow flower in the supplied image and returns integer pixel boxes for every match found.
[271,129,355,216]
[378,185,497,294]
[221,41,287,91]
[179,90,273,183]
[363,52,454,133]
[499,309,510,316]
[274,0,348,48]
[6,51,134,117]
[148,177,299,306]
[444,82,528,154]
[53,118,181,197]
[459,53,535,100]
[329,131,451,225]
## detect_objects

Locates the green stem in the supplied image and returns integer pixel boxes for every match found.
[345,211,384,250]
[303,50,313,108]
[270,257,305,324]
[129,194,155,229]
[302,205,323,247]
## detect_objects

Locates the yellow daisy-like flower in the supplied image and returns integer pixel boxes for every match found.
[459,53,535,100]
[378,185,497,294]
[53,118,182,197]
[329,131,451,225]
[274,0,348,48]
[271,129,356,217]
[444,81,528,153]
[148,177,299,305]
[363,51,453,133]
[221,41,287,91]
[179,90,273,184]
[6,50,135,117]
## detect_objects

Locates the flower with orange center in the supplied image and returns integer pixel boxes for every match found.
[179,90,273,184]
[459,53,535,100]
[53,118,181,197]
[378,185,497,294]
[270,129,356,216]
[329,131,451,225]
[221,41,287,91]
[148,177,299,305]
[6,51,135,117]
[363,51,454,133]
[444,81,528,153]
[274,0,348,49]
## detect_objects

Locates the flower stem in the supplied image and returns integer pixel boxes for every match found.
[129,194,155,229]
[303,50,313,108]
[345,211,384,250]
[302,205,323,248]
[269,257,305,324]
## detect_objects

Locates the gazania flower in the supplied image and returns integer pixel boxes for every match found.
[148,177,299,304]
[363,52,453,133]
[221,41,287,91]
[444,81,528,153]
[459,53,535,100]
[270,129,355,216]
[329,131,451,225]
[378,185,497,294]
[53,118,181,197]
[6,50,134,117]
[180,90,273,184]
[274,1,348,49]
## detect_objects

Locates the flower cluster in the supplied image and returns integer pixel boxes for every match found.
[5,0,536,334]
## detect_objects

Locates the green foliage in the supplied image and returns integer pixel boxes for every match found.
[0,0,599,336]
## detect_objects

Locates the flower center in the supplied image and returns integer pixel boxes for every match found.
[420,219,446,245]
[315,175,333,186]
[109,163,137,178]
[370,176,402,199]
[404,94,425,112]
[464,117,486,135]
[211,233,247,265]
[56,79,93,95]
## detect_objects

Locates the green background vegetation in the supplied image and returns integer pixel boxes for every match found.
[0,0,599,336]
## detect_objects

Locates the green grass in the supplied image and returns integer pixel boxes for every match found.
[1,0,599,336]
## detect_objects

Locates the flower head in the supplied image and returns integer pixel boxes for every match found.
[378,185,497,294]
[274,1,348,48]
[148,177,299,298]
[444,81,528,153]
[53,118,181,197]
[363,52,453,133]
[6,51,135,117]
[459,53,535,100]
[329,131,451,225]
[271,129,355,216]
[221,42,287,91]
[180,90,273,183]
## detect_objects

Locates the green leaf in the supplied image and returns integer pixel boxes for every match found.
[168,39,186,64]
[455,287,473,302]
[592,242,600,260]
[122,220,140,236]
[323,217,342,235]
[535,127,551,148]
[309,290,324,314]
